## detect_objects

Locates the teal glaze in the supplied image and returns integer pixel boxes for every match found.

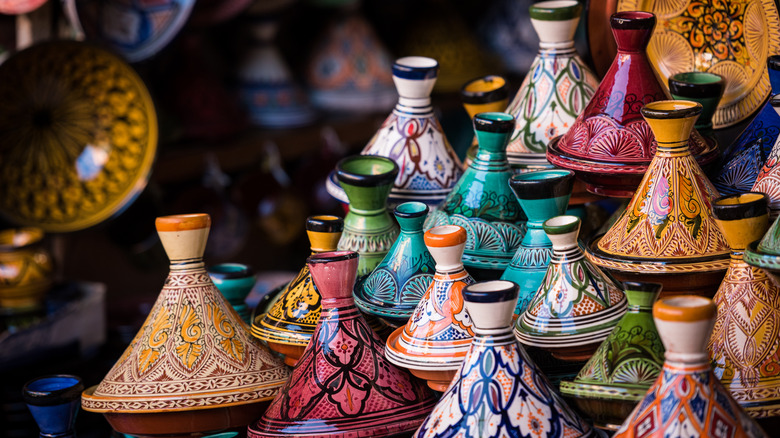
[208,263,256,325]
[501,169,574,315]
[354,202,435,327]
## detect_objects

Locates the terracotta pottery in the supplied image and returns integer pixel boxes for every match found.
[385,225,476,392]
[413,280,597,438]
[560,282,665,431]
[252,215,343,366]
[81,214,289,437]
[716,56,780,196]
[501,169,575,314]
[208,263,255,325]
[505,0,599,169]
[23,374,84,438]
[588,100,730,297]
[515,215,627,361]
[0,228,53,313]
[424,112,526,279]
[248,251,437,438]
[461,75,510,168]
[357,56,463,207]
[612,296,768,438]
[709,192,780,421]
[668,72,725,134]
[354,202,435,328]
[546,12,717,198]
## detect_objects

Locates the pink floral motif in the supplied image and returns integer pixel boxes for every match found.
[331,336,356,364]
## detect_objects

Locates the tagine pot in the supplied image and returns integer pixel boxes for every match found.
[208,263,255,325]
[424,112,526,279]
[385,225,476,392]
[547,12,717,198]
[515,215,627,361]
[505,0,599,170]
[560,282,665,431]
[668,72,725,135]
[751,97,780,218]
[413,280,598,438]
[81,214,290,437]
[23,374,84,438]
[248,251,437,438]
[0,227,53,313]
[612,296,768,437]
[354,202,435,328]
[252,215,343,366]
[501,169,575,315]
[461,75,509,169]
[588,100,730,297]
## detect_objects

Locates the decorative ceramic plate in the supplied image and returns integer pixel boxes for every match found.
[0,41,157,232]
[617,0,780,128]
[0,0,46,14]
[75,0,195,62]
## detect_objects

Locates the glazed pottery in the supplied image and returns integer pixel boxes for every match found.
[354,202,435,327]
[612,296,768,437]
[461,74,509,167]
[716,56,780,196]
[306,10,396,113]
[515,215,627,361]
[559,282,665,431]
[617,0,780,129]
[501,169,575,314]
[81,214,289,437]
[425,112,526,278]
[588,100,730,297]
[751,98,780,217]
[668,72,725,134]
[248,251,437,438]
[413,280,597,438]
[709,192,780,420]
[252,215,343,366]
[23,375,84,438]
[505,0,599,168]
[547,12,717,198]
[0,0,46,14]
[335,156,400,277]
[0,228,53,312]
[208,263,256,325]
[385,225,476,392]
[358,56,463,207]
[0,41,157,232]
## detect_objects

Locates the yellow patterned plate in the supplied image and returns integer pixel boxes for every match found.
[618,0,780,128]
[0,41,157,232]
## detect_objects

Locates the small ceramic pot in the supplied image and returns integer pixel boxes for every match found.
[23,374,83,438]
[0,227,53,313]
[668,72,725,133]
[208,263,256,325]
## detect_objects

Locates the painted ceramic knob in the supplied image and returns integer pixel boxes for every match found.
[354,202,435,327]
[515,215,627,361]
[0,227,53,313]
[547,12,716,198]
[589,100,730,297]
[23,375,84,438]
[81,214,289,437]
[709,192,780,421]
[208,263,255,325]
[335,156,400,277]
[425,112,526,278]
[248,251,437,438]
[560,282,665,431]
[716,56,780,196]
[501,169,575,315]
[385,225,476,392]
[252,215,343,366]
[668,72,725,134]
[612,296,768,438]
[413,280,597,438]
[461,75,510,168]
[505,0,599,168]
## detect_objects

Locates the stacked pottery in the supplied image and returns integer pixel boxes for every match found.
[588,101,730,297]
[709,192,780,423]
[668,72,725,136]
[546,12,717,198]
[560,282,665,431]
[81,214,290,437]
[460,75,509,168]
[248,251,437,438]
[515,215,627,361]
[613,296,768,437]
[501,169,575,314]
[425,112,526,280]
[385,225,476,391]
[505,0,599,170]
[208,263,256,325]
[354,202,435,328]
[413,280,597,438]
[0,227,53,314]
[252,215,343,366]
[23,375,84,438]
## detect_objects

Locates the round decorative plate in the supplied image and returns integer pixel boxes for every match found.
[75,0,195,63]
[0,41,157,232]
[617,0,780,129]
[0,0,47,14]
